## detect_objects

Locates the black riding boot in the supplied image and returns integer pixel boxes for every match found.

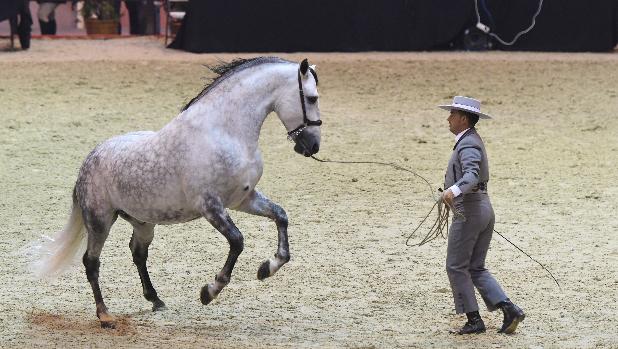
[49,19,57,35]
[496,299,526,334]
[39,19,57,35]
[455,311,486,335]
[39,20,52,35]
[17,20,31,49]
[16,1,32,50]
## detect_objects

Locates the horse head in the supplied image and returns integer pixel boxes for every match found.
[277,58,322,157]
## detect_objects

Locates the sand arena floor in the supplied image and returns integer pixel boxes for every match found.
[0,37,617,348]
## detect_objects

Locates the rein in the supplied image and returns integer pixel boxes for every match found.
[305,153,561,289]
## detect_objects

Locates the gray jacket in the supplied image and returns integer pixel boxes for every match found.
[444,128,489,197]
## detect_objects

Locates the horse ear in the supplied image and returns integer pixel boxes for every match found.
[300,59,309,76]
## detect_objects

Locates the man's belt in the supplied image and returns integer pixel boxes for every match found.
[471,182,488,192]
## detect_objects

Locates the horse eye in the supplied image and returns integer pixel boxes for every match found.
[307,96,318,104]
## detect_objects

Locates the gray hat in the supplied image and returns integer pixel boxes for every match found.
[438,96,493,119]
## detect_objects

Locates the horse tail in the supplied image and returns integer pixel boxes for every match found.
[29,186,87,278]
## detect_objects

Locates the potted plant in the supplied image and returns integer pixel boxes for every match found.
[82,0,120,35]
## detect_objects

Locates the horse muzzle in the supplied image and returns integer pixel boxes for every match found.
[293,129,320,157]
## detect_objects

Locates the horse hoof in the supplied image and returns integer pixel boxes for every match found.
[200,286,213,305]
[97,311,116,329]
[257,260,271,280]
[100,320,116,329]
[152,300,167,312]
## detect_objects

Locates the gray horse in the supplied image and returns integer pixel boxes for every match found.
[32,57,322,328]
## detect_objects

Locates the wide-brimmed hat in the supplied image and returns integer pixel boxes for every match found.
[438,96,492,119]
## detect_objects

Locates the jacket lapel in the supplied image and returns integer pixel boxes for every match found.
[452,128,475,150]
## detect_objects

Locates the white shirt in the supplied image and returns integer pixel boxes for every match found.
[448,128,470,197]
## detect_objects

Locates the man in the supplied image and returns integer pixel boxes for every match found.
[439,96,525,335]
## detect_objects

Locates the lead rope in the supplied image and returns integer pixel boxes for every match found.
[310,155,437,201]
[405,189,465,247]
[307,153,561,289]
[309,155,463,246]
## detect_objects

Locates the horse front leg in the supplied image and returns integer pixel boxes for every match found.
[236,190,290,280]
[199,195,244,305]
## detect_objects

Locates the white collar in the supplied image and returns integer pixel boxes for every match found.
[455,128,470,142]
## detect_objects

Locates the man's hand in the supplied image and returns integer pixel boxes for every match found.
[442,188,455,209]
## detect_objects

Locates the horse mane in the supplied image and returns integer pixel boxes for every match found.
[181,57,291,112]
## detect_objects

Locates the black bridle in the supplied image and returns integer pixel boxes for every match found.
[287,67,322,140]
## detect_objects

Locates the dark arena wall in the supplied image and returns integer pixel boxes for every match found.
[169,0,618,53]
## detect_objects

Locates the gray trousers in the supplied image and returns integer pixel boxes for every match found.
[446,194,507,314]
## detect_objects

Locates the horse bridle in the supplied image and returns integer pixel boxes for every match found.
[287,67,322,140]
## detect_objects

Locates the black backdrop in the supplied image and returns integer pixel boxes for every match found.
[0,0,20,22]
[486,0,618,51]
[170,0,618,52]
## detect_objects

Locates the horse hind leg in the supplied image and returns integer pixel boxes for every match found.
[82,209,117,329]
[199,195,244,305]
[124,216,166,311]
[236,190,290,280]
